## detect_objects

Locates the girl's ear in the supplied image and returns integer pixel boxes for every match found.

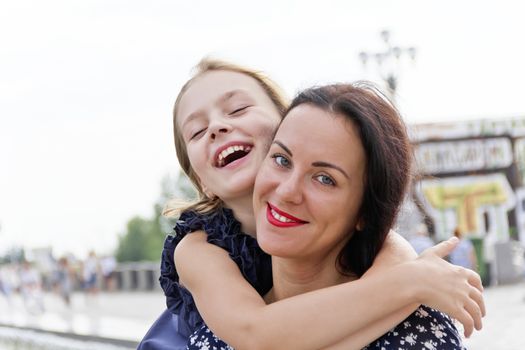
[201,185,215,199]
[194,172,214,199]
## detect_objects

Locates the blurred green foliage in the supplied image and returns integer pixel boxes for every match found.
[115,171,197,262]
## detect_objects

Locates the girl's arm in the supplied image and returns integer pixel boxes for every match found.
[367,230,418,268]
[301,231,421,350]
[176,233,484,350]
[324,239,484,350]
[322,309,419,350]
[335,231,420,348]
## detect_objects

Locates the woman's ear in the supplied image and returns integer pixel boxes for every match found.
[356,218,365,231]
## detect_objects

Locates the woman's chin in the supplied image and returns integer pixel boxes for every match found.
[257,232,295,258]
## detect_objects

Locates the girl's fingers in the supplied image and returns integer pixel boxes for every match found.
[469,286,486,317]
[463,297,483,331]
[467,270,484,293]
[457,308,475,338]
[422,237,459,258]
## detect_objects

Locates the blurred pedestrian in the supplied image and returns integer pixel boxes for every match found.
[56,257,73,306]
[0,265,15,304]
[19,261,45,313]
[449,227,478,271]
[408,223,435,254]
[100,255,117,292]
[83,251,99,295]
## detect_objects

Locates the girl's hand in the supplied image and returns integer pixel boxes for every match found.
[410,237,486,338]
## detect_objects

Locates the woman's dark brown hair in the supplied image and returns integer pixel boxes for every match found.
[287,82,412,277]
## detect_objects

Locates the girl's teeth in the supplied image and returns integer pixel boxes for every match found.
[216,145,251,166]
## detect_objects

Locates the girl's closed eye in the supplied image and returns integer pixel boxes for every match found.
[229,105,250,116]
[271,154,291,168]
[190,128,207,140]
[315,174,336,186]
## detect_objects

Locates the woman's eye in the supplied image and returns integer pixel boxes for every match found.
[272,154,291,168]
[315,174,335,186]
[229,106,250,115]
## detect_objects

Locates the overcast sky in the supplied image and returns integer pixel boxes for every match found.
[1,0,524,258]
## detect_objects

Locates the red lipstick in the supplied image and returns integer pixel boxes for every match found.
[266,203,307,228]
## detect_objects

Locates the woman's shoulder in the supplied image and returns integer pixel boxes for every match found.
[365,305,465,349]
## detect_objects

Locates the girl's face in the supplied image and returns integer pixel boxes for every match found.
[253,104,366,261]
[176,70,282,202]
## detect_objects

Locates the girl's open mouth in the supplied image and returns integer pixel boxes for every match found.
[215,143,253,168]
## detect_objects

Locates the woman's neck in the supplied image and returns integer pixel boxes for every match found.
[223,194,256,237]
[267,254,356,303]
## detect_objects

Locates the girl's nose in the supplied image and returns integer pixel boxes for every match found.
[208,118,232,141]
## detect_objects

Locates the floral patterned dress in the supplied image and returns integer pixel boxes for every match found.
[186,305,465,350]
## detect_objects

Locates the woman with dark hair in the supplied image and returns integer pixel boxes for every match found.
[274,83,413,278]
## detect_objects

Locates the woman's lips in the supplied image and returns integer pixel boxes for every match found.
[266,203,307,228]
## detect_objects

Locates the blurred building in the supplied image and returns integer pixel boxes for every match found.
[400,117,525,285]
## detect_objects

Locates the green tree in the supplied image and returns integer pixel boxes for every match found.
[115,216,153,262]
[115,170,197,262]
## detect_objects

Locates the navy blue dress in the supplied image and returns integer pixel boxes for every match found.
[138,207,272,349]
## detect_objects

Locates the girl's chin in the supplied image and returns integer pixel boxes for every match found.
[220,181,257,200]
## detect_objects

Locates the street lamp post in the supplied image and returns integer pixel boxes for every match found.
[358,30,416,102]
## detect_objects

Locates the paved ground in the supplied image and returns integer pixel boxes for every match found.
[0,283,524,349]
[462,281,525,350]
[0,291,166,347]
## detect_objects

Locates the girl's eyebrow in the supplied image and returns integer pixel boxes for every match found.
[181,111,204,130]
[221,89,252,103]
[182,90,253,129]
[273,140,349,179]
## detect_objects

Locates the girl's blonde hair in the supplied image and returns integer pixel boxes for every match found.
[165,58,289,217]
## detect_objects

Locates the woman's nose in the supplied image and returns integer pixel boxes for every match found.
[275,174,303,204]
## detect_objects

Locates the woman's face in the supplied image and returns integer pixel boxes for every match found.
[253,104,366,261]
[177,70,282,202]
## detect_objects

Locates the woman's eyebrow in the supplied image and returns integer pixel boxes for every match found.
[312,161,349,179]
[273,141,348,178]
[273,140,292,156]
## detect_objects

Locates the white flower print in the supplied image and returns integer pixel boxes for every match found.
[423,339,438,350]
[403,333,418,346]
